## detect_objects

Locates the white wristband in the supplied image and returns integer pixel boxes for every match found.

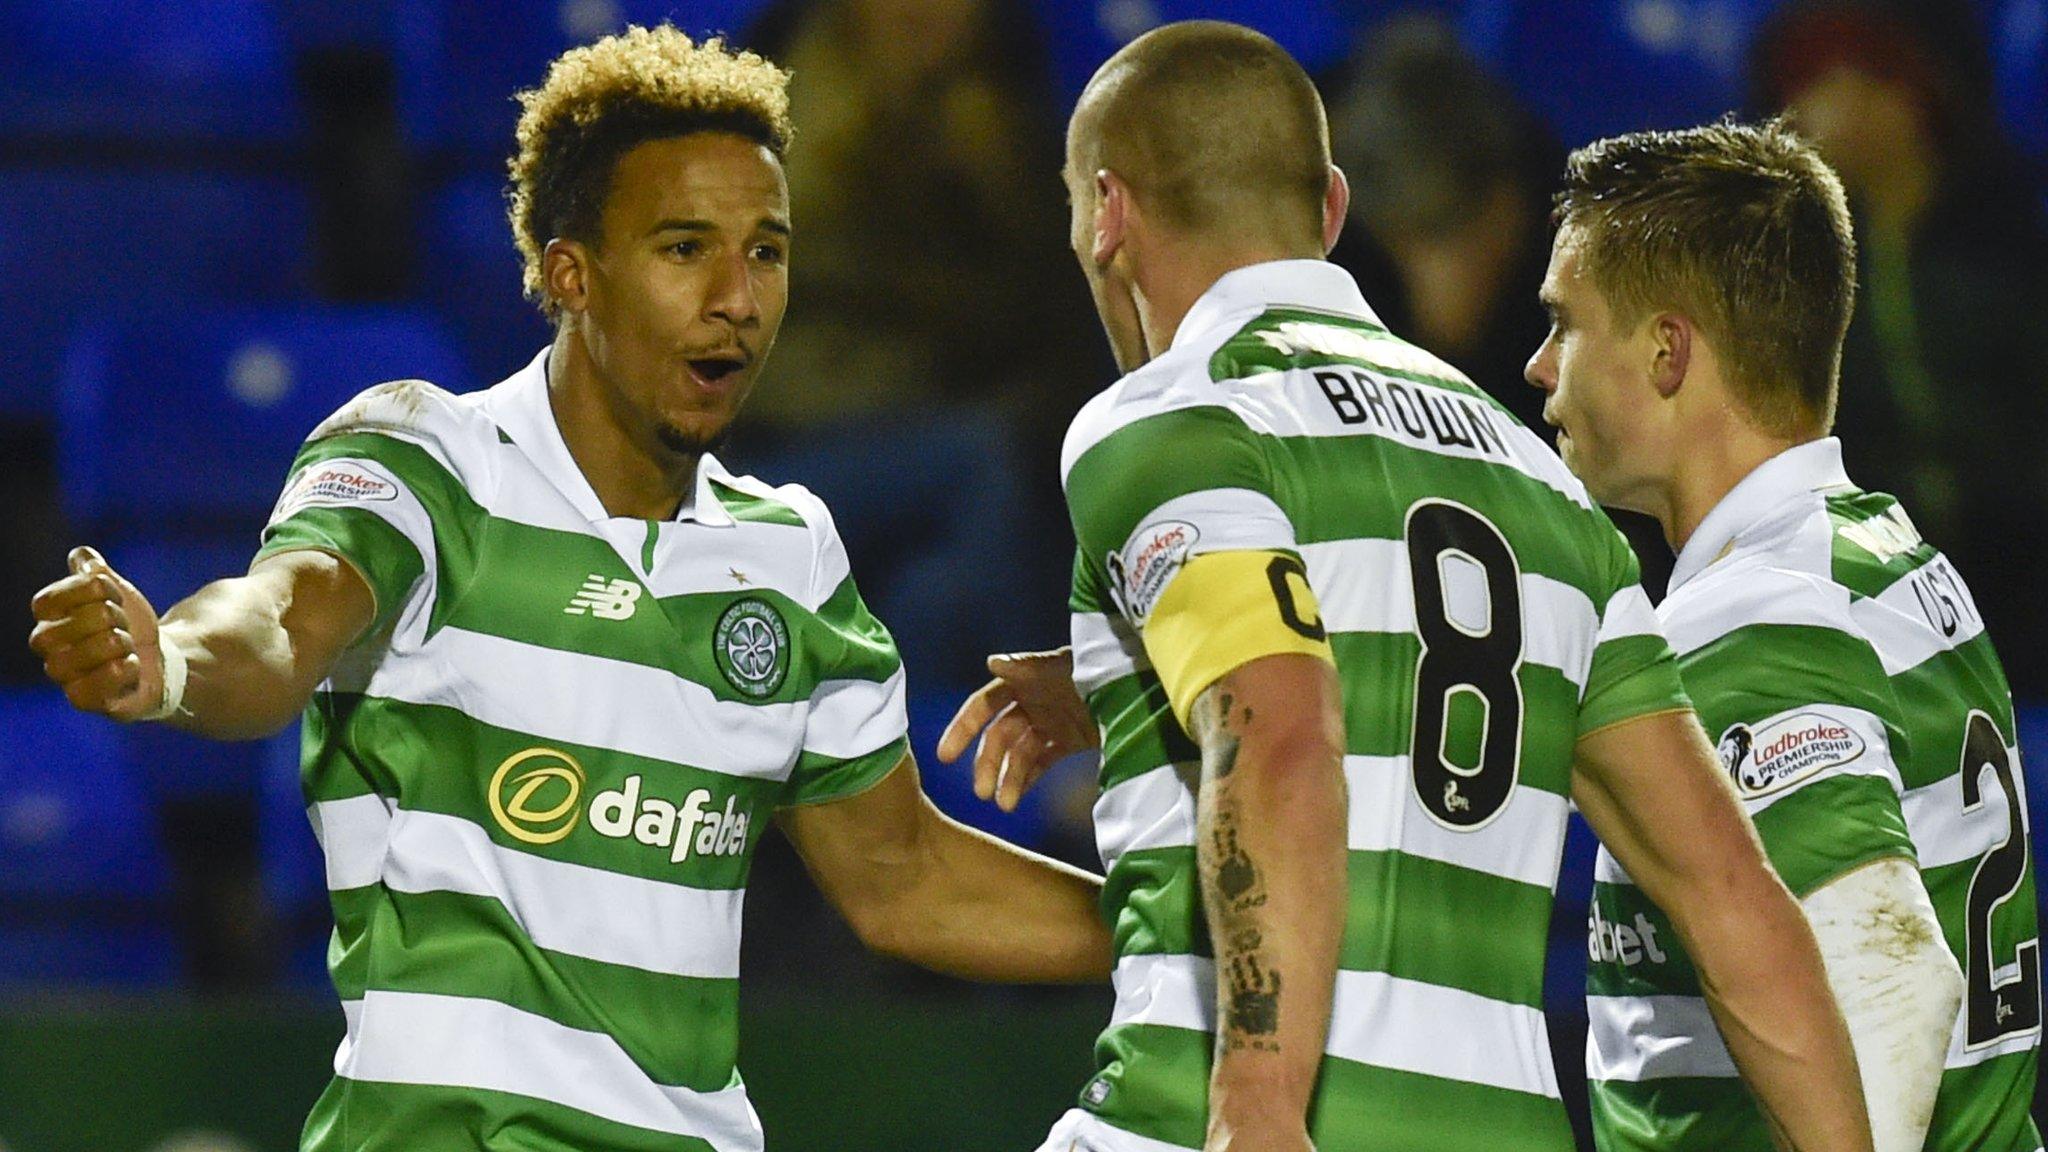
[140,633,190,722]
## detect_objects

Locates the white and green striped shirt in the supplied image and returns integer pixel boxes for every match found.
[1059,260,1689,1151]
[259,351,909,1152]
[1587,438,2041,1152]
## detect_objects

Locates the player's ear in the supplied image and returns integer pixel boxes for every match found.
[1092,169,1130,269]
[1322,164,1350,255]
[1649,312,1692,399]
[544,237,592,317]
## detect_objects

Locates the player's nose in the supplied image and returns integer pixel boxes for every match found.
[704,251,761,327]
[1524,342,1556,394]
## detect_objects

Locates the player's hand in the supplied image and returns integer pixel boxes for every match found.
[28,546,165,721]
[936,647,1098,812]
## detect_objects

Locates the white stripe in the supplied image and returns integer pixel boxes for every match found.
[1850,554,1989,676]
[1902,749,2025,871]
[1659,566,1856,657]
[336,997,364,1074]
[1094,757,1568,887]
[348,626,804,782]
[1072,610,1148,697]
[1728,703,1904,818]
[1112,953,1557,1097]
[1300,538,1602,688]
[1596,585,1663,644]
[1034,1108,1194,1152]
[1129,488,1296,555]
[310,793,393,891]
[1586,994,1737,1081]
[340,989,763,1148]
[371,806,743,979]
[803,668,908,761]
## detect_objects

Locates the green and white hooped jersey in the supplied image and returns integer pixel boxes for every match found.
[1586,439,2041,1152]
[1059,260,1690,1152]
[257,352,909,1152]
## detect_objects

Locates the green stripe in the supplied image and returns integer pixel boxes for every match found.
[1106,847,1552,1008]
[1748,774,1915,895]
[1825,489,1941,588]
[1926,1051,2043,1152]
[1584,885,1696,998]
[306,694,776,890]
[709,478,807,527]
[295,434,899,702]
[1088,1022,1574,1152]
[1581,633,1689,736]
[1891,643,2019,790]
[329,884,378,1002]
[1678,622,1905,756]
[778,737,909,808]
[1588,1075,1772,1152]
[259,506,426,637]
[353,885,739,1090]
[302,1078,723,1152]
[1066,406,1274,563]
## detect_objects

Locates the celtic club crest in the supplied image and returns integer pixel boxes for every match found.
[714,598,790,698]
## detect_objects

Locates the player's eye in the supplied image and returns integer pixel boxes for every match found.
[668,240,703,259]
[750,241,786,265]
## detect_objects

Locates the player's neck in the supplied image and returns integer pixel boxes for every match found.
[1661,422,1805,553]
[546,337,696,521]
[1136,242,1321,359]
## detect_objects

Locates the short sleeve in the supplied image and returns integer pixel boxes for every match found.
[257,437,436,637]
[1578,520,1690,737]
[1064,404,1295,627]
[1678,618,1915,895]
[779,517,909,808]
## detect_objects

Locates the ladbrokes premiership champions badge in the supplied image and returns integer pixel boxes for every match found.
[714,598,790,698]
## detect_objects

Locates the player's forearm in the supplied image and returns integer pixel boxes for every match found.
[1804,857,1961,1152]
[861,801,1112,983]
[1684,866,1874,1152]
[1190,685,1348,1134]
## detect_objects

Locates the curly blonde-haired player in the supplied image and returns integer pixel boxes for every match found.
[28,25,1110,1151]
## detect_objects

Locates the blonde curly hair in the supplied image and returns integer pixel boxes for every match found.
[507,24,793,316]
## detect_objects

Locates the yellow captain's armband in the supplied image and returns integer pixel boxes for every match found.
[1143,549,1336,727]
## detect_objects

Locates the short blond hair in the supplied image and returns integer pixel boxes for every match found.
[508,24,793,315]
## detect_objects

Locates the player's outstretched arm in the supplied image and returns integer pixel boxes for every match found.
[27,545,375,741]
[1573,708,1874,1152]
[1187,653,1347,1152]
[776,754,1113,983]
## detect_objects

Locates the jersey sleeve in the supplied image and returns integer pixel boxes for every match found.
[1064,403,1333,726]
[257,437,436,639]
[1578,519,1691,737]
[780,502,909,808]
[1674,599,1916,896]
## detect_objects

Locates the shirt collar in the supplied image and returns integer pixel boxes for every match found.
[1169,259,1383,354]
[1669,437,1852,592]
[487,348,735,528]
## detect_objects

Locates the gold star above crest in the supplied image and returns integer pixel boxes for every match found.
[728,568,750,585]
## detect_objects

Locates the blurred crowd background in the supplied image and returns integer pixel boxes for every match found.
[0,0,2042,1149]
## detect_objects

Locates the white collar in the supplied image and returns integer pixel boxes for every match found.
[487,349,735,528]
[1669,438,1852,592]
[1169,259,1384,354]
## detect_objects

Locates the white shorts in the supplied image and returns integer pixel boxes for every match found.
[1031,1109,1196,1152]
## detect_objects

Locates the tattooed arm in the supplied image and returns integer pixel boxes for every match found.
[1190,652,1349,1152]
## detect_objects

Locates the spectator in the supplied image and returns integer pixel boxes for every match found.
[734,0,1107,685]
[1756,0,2048,694]
[1325,16,1672,594]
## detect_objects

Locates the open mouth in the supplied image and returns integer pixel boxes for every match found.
[686,356,747,389]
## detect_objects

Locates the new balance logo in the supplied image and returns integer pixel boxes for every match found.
[565,575,642,620]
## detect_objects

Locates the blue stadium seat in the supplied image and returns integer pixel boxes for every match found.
[0,170,312,421]
[57,305,471,534]
[393,0,772,155]
[258,720,333,988]
[1035,0,1360,106]
[0,0,301,146]
[1461,0,1774,145]
[422,175,554,386]
[1984,0,2047,160]
[0,689,178,987]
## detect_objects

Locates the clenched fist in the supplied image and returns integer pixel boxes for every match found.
[28,546,168,721]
